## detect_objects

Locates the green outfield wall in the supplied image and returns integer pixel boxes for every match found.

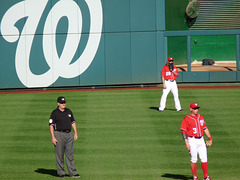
[0,0,239,89]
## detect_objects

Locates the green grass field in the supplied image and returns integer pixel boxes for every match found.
[0,88,239,180]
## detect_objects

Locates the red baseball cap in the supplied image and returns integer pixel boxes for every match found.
[190,103,200,109]
[168,57,173,61]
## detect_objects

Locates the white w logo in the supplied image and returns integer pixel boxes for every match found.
[1,0,103,88]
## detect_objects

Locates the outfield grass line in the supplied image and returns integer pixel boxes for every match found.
[0,83,240,94]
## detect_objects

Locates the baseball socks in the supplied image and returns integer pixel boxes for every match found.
[191,162,198,179]
[201,162,210,179]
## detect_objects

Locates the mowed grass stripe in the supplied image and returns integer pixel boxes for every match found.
[0,88,239,179]
[77,90,171,179]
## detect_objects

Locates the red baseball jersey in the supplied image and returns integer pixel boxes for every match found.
[181,114,207,137]
[161,65,179,80]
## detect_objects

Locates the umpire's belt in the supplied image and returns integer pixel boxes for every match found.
[165,79,175,82]
[189,136,202,139]
[57,130,71,133]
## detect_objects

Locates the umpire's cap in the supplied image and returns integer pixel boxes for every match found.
[57,96,66,104]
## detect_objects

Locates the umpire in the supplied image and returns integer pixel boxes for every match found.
[49,96,80,178]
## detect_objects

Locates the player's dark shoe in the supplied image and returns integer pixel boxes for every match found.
[71,174,80,178]
[177,109,183,111]
[59,174,66,178]
[204,176,211,180]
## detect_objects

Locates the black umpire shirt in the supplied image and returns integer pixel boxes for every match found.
[49,107,76,131]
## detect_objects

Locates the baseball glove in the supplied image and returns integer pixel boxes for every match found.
[169,63,174,71]
[206,140,212,148]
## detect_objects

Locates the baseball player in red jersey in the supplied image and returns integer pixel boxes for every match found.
[159,57,182,111]
[181,103,213,180]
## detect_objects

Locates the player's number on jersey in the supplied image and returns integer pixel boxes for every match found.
[193,128,197,134]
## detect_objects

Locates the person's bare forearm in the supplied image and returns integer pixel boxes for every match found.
[72,122,78,140]
[204,128,212,140]
[50,125,58,145]
[162,76,166,88]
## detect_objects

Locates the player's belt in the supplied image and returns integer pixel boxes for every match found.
[56,130,71,133]
[165,79,175,82]
[189,136,202,139]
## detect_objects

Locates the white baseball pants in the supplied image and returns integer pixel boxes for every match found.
[188,136,208,163]
[159,80,181,111]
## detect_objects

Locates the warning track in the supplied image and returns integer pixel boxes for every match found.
[0,85,239,94]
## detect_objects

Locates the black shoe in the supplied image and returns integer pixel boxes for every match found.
[177,109,183,111]
[72,174,80,178]
[59,175,66,178]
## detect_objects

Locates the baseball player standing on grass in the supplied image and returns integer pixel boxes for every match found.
[49,96,80,178]
[180,103,213,180]
[159,57,182,111]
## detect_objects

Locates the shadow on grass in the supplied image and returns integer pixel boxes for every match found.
[149,107,159,111]
[35,168,59,177]
[162,173,192,180]
[149,107,176,111]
